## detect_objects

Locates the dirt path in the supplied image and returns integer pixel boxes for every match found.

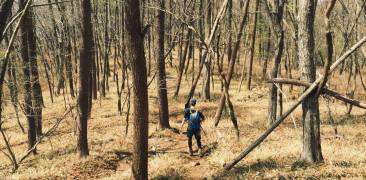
[148,126,219,179]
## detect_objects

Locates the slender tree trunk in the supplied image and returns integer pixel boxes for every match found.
[173,4,195,98]
[77,0,95,157]
[156,0,170,129]
[226,0,233,65]
[125,0,149,179]
[267,1,285,126]
[203,0,212,100]
[298,0,323,163]
[262,27,271,80]
[246,0,259,90]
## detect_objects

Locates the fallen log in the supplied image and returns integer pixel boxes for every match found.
[268,78,366,109]
[224,35,366,170]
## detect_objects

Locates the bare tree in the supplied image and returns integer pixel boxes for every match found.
[77,0,95,157]
[19,0,37,155]
[266,0,285,126]
[125,0,149,179]
[298,0,323,163]
[246,0,259,90]
[155,0,170,129]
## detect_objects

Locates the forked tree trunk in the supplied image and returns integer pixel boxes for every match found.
[298,0,323,163]
[125,0,149,179]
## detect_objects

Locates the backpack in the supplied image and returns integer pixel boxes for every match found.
[188,109,201,130]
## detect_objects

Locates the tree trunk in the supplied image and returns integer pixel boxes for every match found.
[203,0,212,100]
[19,0,37,155]
[246,0,259,90]
[262,27,271,80]
[267,1,285,126]
[101,0,110,97]
[155,0,170,129]
[214,0,251,126]
[77,0,95,157]
[226,0,233,65]
[298,0,323,163]
[125,0,149,179]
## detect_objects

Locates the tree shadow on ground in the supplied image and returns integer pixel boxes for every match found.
[213,158,278,179]
[151,167,186,180]
[69,150,132,179]
[332,114,366,126]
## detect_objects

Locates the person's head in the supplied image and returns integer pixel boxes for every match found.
[190,98,197,107]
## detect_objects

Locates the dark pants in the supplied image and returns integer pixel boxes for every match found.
[187,128,202,151]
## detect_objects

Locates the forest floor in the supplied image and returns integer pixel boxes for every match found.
[1,61,366,179]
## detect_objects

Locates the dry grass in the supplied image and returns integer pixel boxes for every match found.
[1,59,366,179]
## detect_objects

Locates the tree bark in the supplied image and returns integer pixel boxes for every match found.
[125,0,149,179]
[19,0,37,155]
[77,0,95,157]
[246,0,259,90]
[203,0,212,100]
[298,0,323,163]
[155,0,170,129]
[267,0,285,126]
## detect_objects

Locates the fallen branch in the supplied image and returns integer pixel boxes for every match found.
[268,78,366,109]
[15,106,75,171]
[17,106,75,163]
[224,35,366,170]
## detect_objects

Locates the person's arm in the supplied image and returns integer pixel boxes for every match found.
[180,119,186,134]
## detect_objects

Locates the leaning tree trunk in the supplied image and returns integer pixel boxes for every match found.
[214,0,250,126]
[125,0,149,179]
[77,0,95,157]
[155,0,170,129]
[19,0,37,155]
[298,0,323,163]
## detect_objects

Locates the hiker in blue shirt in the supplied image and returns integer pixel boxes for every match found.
[180,98,205,156]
